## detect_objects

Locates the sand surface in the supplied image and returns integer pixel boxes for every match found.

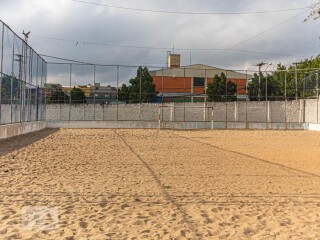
[1,129,320,239]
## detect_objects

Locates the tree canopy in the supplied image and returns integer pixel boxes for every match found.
[206,72,237,102]
[70,87,86,104]
[50,91,69,104]
[247,55,320,101]
[305,3,320,21]
[118,67,157,103]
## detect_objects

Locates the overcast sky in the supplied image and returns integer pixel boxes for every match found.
[0,0,319,85]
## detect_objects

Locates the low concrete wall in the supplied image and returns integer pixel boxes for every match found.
[46,100,320,124]
[0,121,46,140]
[46,120,307,130]
[304,123,320,131]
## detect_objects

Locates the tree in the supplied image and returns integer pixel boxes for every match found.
[118,84,130,102]
[50,91,69,104]
[247,72,281,101]
[305,3,320,21]
[247,56,320,101]
[121,67,157,103]
[206,73,237,102]
[70,87,86,104]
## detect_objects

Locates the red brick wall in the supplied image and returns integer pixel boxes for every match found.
[153,77,247,95]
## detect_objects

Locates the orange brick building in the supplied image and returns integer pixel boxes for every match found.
[149,62,250,102]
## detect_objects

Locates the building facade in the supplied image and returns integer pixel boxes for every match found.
[150,64,250,102]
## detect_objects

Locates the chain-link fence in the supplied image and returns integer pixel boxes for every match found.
[0,20,47,125]
[45,62,320,125]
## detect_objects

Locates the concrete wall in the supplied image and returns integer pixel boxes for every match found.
[0,121,46,140]
[46,99,320,124]
[1,104,41,124]
[46,120,308,131]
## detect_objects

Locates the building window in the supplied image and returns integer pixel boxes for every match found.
[193,77,205,87]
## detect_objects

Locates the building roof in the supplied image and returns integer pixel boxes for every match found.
[149,64,252,79]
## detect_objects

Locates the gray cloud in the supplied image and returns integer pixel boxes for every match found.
[0,0,318,86]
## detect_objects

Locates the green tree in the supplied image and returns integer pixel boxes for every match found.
[305,3,320,21]
[206,73,237,102]
[50,91,69,104]
[247,72,282,101]
[118,84,130,102]
[70,87,86,104]
[126,67,157,103]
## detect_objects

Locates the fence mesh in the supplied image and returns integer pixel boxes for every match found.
[0,20,47,125]
[45,62,320,125]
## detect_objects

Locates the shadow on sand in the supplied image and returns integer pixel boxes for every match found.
[0,128,60,157]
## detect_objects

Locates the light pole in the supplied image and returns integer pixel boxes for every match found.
[264,63,272,101]
[257,62,267,101]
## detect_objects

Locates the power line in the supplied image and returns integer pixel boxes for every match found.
[71,0,311,15]
[32,35,169,50]
[31,35,308,58]
[200,10,309,63]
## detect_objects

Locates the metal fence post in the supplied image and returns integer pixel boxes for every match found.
[317,70,319,123]
[204,69,207,121]
[116,65,119,121]
[266,72,268,127]
[10,34,15,123]
[183,68,186,122]
[225,70,228,128]
[245,70,248,128]
[93,64,96,120]
[295,68,298,101]
[0,22,4,125]
[284,71,287,128]
[35,56,39,121]
[69,63,72,121]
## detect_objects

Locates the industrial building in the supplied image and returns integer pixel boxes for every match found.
[150,54,250,102]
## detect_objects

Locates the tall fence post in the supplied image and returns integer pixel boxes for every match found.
[295,68,298,101]
[28,51,32,122]
[116,65,119,122]
[245,70,248,128]
[93,64,96,120]
[317,70,319,123]
[204,69,207,122]
[183,68,186,122]
[284,71,287,128]
[139,67,142,121]
[161,67,164,104]
[0,22,4,125]
[35,56,39,121]
[266,72,268,128]
[225,70,228,128]
[68,63,72,121]
[10,34,15,124]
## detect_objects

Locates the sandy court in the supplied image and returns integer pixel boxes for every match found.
[1,129,320,239]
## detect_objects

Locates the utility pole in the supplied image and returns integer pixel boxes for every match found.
[257,62,267,101]
[22,30,30,44]
[293,62,299,100]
